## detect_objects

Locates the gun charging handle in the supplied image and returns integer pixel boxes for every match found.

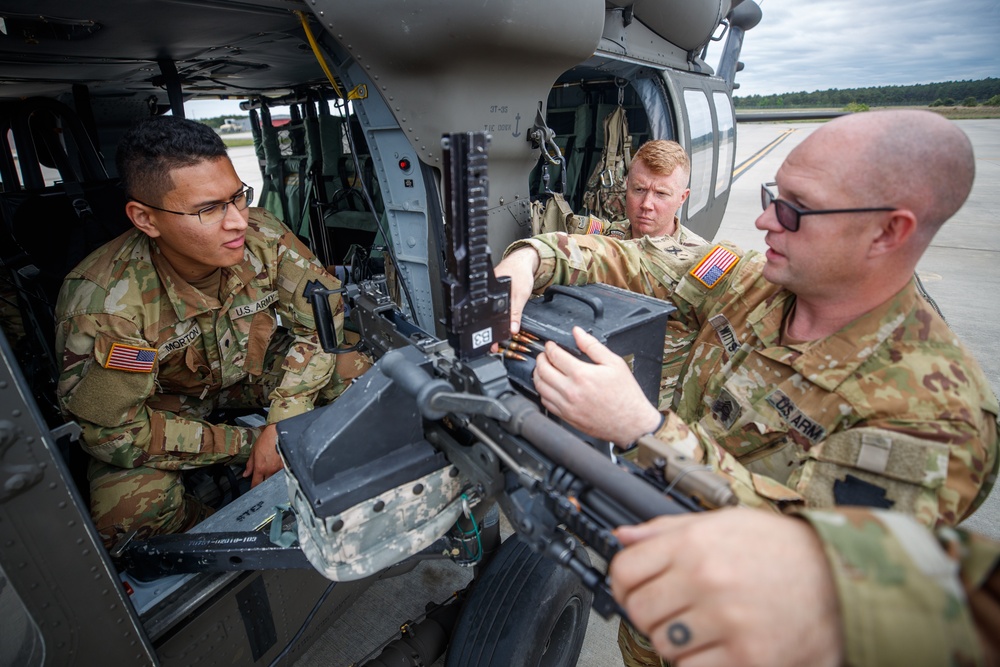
[304,279,343,353]
[635,434,737,509]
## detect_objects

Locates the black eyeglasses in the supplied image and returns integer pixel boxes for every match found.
[761,182,895,232]
[131,183,254,226]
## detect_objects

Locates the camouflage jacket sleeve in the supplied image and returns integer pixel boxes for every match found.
[798,508,1000,667]
[504,232,737,309]
[55,306,261,471]
[257,211,344,423]
[506,231,670,297]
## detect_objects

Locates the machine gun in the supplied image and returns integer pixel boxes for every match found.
[282,132,735,619]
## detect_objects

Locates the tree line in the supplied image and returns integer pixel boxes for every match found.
[734,77,1000,109]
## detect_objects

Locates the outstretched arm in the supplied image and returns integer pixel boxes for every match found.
[493,246,540,334]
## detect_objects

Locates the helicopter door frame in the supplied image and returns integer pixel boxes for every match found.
[0,331,156,665]
[320,43,445,334]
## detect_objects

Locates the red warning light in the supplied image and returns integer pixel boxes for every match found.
[398,158,411,171]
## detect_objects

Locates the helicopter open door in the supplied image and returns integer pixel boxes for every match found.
[0,2,761,665]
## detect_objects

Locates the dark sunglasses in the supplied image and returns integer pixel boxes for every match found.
[761,182,895,232]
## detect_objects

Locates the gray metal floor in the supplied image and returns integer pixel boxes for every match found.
[225,119,1000,666]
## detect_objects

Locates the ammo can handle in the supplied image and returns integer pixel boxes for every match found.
[542,284,604,320]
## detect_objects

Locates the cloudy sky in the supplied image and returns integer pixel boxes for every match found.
[187,0,1000,118]
[726,0,1000,97]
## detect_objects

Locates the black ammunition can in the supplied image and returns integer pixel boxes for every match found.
[507,283,675,405]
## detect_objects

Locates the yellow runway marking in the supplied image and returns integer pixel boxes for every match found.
[732,128,796,182]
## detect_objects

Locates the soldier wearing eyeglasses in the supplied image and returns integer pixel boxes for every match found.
[54,116,353,549]
[495,110,998,666]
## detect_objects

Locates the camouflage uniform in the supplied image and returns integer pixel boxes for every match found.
[55,208,346,547]
[634,220,707,409]
[618,508,1000,667]
[507,232,999,664]
[554,217,709,409]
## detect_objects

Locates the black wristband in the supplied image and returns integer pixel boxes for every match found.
[620,412,666,451]
[651,411,666,434]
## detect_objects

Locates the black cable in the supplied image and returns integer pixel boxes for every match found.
[267,580,337,667]
[350,591,460,667]
[204,77,289,94]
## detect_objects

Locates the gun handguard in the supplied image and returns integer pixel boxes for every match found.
[379,349,689,522]
[500,394,689,521]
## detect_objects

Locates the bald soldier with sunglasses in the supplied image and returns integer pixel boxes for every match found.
[55,116,349,548]
[498,108,996,522]
[496,109,998,663]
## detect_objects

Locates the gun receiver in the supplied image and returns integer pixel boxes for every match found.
[441,132,511,360]
[279,131,735,619]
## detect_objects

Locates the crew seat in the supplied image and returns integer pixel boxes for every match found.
[0,98,132,429]
[529,83,650,213]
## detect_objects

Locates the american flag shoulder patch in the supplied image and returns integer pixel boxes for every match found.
[105,342,157,373]
[690,245,739,289]
[585,216,603,235]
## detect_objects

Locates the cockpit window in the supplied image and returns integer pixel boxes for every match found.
[683,89,713,215]
[714,91,735,196]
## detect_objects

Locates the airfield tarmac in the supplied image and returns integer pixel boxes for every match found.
[229,118,1000,666]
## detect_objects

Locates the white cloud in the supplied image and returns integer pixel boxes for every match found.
[730,0,1000,96]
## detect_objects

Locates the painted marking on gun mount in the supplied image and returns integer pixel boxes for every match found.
[732,128,797,183]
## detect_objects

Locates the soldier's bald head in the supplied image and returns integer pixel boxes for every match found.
[808,110,975,243]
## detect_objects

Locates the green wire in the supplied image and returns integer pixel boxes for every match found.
[455,494,483,561]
